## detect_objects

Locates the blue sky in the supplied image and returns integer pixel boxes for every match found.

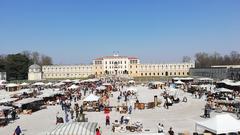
[0,0,240,64]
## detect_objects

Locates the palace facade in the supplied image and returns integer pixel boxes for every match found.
[28,54,195,80]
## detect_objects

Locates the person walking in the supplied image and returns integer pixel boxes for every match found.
[117,95,121,102]
[74,104,80,119]
[129,105,132,114]
[70,108,74,120]
[157,123,164,133]
[168,127,174,135]
[65,113,69,123]
[105,114,110,126]
[11,109,17,121]
[120,116,124,124]
[14,126,22,135]
[96,128,101,135]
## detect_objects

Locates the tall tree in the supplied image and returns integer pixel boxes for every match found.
[194,51,240,68]
[5,53,32,80]
[195,52,209,68]
[0,55,6,72]
[32,51,40,64]
[40,55,53,65]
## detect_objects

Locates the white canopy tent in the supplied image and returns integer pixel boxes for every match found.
[20,82,29,86]
[54,82,65,87]
[45,82,53,86]
[218,79,240,87]
[215,88,233,93]
[32,82,45,86]
[6,83,19,91]
[174,80,185,85]
[6,83,18,88]
[197,77,214,82]
[128,80,135,84]
[46,122,98,135]
[38,89,63,98]
[13,98,42,108]
[127,87,138,93]
[195,114,240,134]
[68,84,80,90]
[62,79,72,83]
[102,83,112,86]
[173,77,193,81]
[83,94,99,102]
[96,86,106,90]
[0,98,18,104]
[151,81,164,85]
[10,89,33,96]
[73,79,80,84]
[0,106,13,111]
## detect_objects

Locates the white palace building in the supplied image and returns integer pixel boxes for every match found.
[28,54,195,80]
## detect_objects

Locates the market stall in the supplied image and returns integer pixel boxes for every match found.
[83,94,100,112]
[37,89,63,105]
[0,98,18,105]
[32,82,45,90]
[128,80,135,86]
[6,83,19,92]
[96,85,107,95]
[20,82,30,89]
[102,83,113,91]
[148,81,165,89]
[13,98,43,114]
[0,106,13,126]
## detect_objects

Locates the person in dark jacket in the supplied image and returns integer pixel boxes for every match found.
[14,126,22,135]
[168,127,174,135]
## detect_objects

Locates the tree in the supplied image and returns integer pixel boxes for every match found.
[40,55,53,65]
[22,50,31,59]
[229,51,240,65]
[194,51,240,68]
[31,51,40,64]
[5,53,33,80]
[195,52,210,68]
[0,55,6,72]
[182,56,192,63]
[0,50,53,81]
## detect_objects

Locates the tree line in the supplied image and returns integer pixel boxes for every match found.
[183,51,240,68]
[0,51,52,81]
